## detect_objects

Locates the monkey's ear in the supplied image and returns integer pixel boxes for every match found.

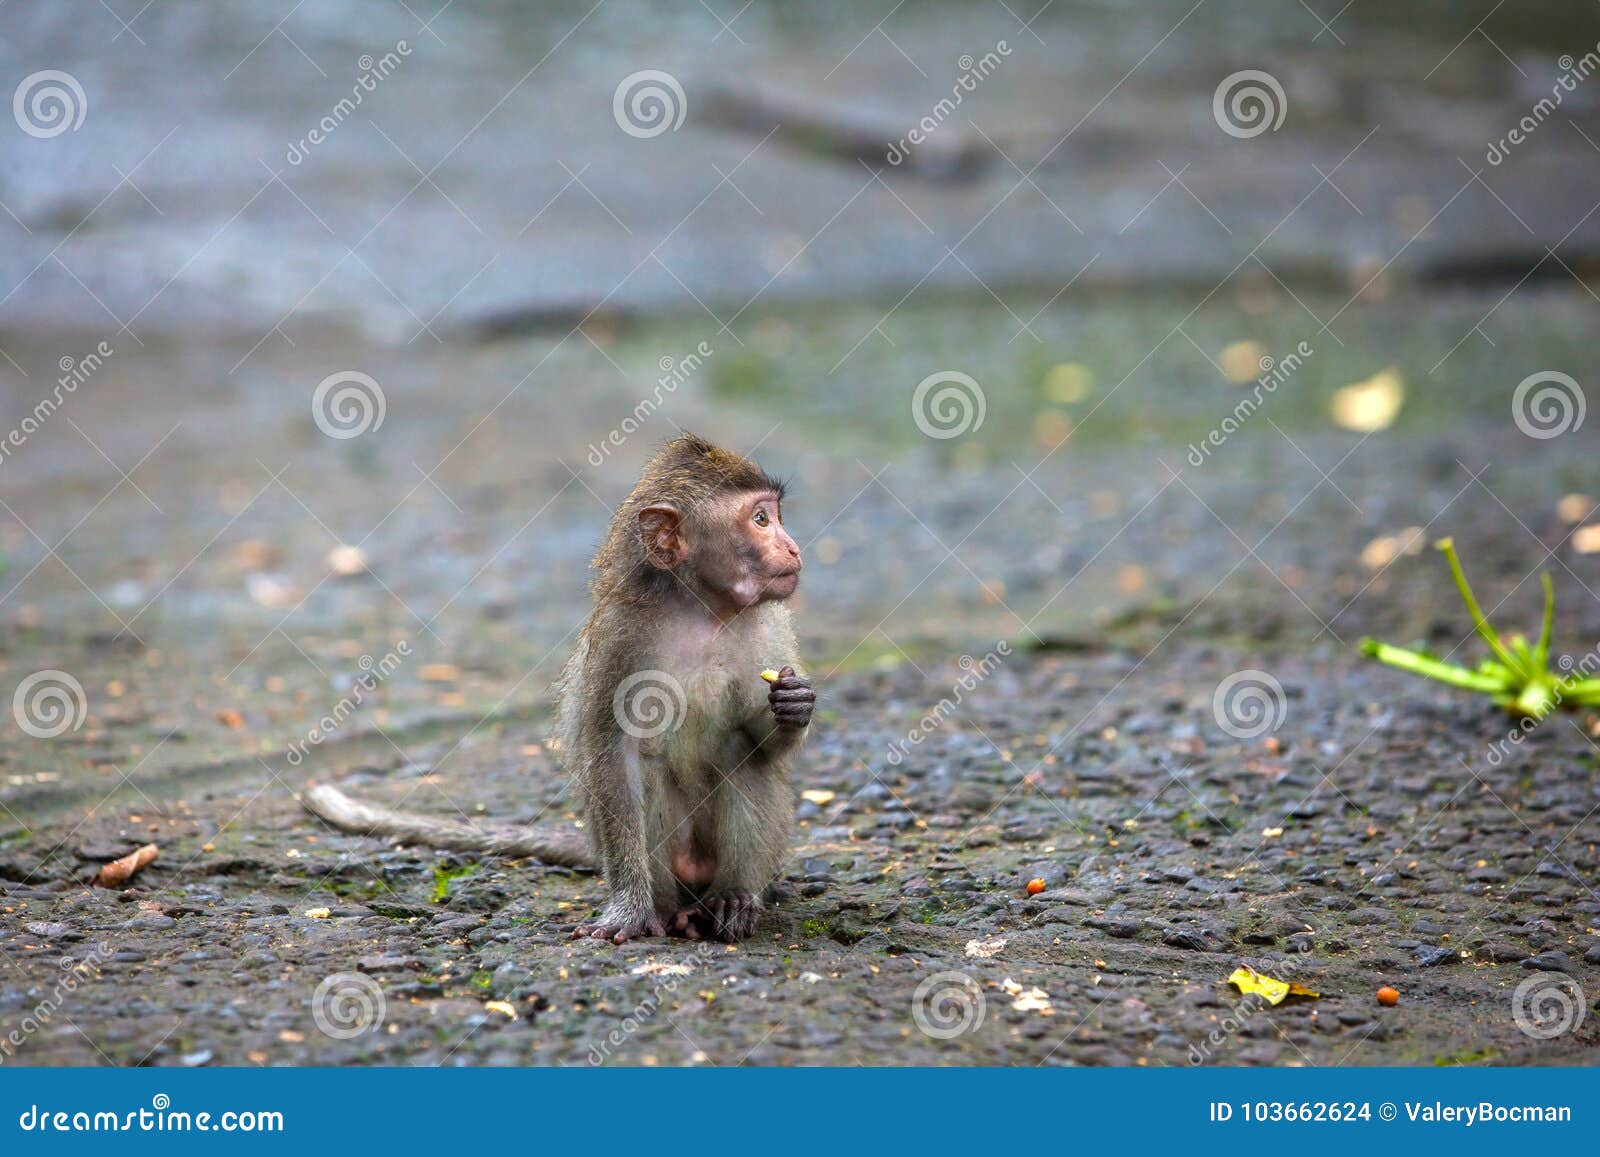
[638,504,686,569]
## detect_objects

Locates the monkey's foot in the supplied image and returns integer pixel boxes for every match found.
[670,891,759,943]
[573,909,666,945]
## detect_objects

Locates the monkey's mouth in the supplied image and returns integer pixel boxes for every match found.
[764,570,800,594]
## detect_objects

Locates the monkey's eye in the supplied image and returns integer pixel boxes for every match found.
[753,509,769,527]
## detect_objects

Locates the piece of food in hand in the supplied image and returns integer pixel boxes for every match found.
[1376,985,1400,1006]
[1025,877,1046,896]
[760,669,781,683]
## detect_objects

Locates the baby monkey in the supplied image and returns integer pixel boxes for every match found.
[305,434,814,943]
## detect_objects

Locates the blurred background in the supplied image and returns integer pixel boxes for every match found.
[2,0,1599,816]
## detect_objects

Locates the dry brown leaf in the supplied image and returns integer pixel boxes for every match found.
[90,843,158,888]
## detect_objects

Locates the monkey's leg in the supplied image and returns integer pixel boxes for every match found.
[671,765,793,943]
[573,740,668,944]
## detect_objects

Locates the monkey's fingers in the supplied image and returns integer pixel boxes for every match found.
[769,687,815,703]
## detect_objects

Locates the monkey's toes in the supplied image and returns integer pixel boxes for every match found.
[674,892,759,942]
[573,914,666,944]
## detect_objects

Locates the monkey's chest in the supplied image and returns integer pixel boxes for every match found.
[652,665,756,776]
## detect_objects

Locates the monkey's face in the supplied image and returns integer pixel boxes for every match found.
[706,489,801,609]
[641,489,801,613]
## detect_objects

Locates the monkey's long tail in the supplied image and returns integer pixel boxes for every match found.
[301,785,593,868]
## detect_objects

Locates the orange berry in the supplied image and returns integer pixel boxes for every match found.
[1376,986,1400,1006]
[1025,878,1046,896]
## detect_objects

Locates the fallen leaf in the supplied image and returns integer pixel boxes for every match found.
[1042,362,1093,403]
[1331,368,1404,432]
[1360,526,1425,569]
[304,907,331,919]
[630,961,692,977]
[1227,964,1319,1006]
[420,664,460,683]
[1000,977,1053,1013]
[328,544,368,576]
[215,708,246,730]
[1220,341,1267,384]
[965,936,1007,959]
[90,843,158,888]
[246,572,298,608]
[800,789,835,805]
[1557,494,1592,523]
[485,1001,517,1019]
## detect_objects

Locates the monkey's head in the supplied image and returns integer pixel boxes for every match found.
[596,434,802,615]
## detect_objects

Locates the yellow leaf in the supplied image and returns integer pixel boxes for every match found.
[1220,341,1267,384]
[303,907,331,919]
[1227,964,1319,1006]
[485,1001,517,1019]
[1331,369,1404,432]
[800,789,835,805]
[1042,362,1093,404]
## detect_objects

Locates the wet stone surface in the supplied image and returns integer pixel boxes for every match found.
[3,647,1597,1067]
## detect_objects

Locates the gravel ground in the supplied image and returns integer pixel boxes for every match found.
[4,639,1599,1067]
[2,280,1599,1067]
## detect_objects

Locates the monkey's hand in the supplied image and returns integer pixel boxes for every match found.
[768,665,815,730]
[573,904,666,945]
